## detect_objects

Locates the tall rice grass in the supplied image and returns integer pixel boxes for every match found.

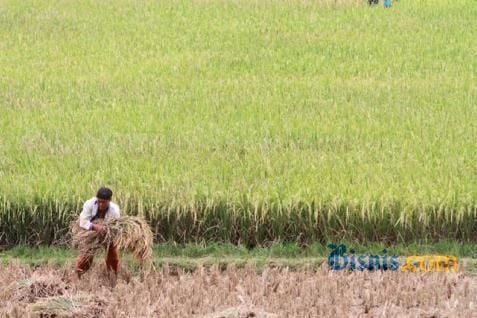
[1,0,476,245]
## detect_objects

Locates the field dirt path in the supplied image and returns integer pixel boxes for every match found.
[1,261,477,317]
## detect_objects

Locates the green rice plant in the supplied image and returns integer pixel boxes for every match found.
[0,0,476,245]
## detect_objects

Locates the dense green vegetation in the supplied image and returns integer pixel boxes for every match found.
[2,241,477,271]
[1,0,476,245]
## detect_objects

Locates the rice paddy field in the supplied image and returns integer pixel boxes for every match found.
[1,262,477,317]
[4,1,477,317]
[1,0,477,246]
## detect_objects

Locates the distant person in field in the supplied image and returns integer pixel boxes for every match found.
[75,187,121,278]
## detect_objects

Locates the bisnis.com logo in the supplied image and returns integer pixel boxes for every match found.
[327,244,458,272]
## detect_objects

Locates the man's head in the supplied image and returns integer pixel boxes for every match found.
[96,187,113,211]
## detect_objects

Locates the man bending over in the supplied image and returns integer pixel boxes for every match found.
[75,187,120,278]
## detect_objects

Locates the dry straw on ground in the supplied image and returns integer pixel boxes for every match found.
[71,216,153,269]
[1,261,477,317]
[27,293,106,318]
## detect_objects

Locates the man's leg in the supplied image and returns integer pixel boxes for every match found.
[75,253,94,278]
[106,243,119,274]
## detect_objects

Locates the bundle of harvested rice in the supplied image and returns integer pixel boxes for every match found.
[28,293,105,318]
[71,216,153,268]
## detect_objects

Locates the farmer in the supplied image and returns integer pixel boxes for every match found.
[75,187,121,278]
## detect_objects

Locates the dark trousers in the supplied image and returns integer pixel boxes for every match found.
[75,243,119,276]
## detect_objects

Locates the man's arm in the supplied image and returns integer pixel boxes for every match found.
[79,200,94,230]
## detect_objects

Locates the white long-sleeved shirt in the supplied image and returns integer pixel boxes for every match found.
[79,197,120,230]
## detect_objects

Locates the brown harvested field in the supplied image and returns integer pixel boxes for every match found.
[1,261,477,318]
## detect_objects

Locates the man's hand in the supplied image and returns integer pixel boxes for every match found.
[91,224,106,233]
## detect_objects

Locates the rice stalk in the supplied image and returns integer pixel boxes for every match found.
[71,216,153,269]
